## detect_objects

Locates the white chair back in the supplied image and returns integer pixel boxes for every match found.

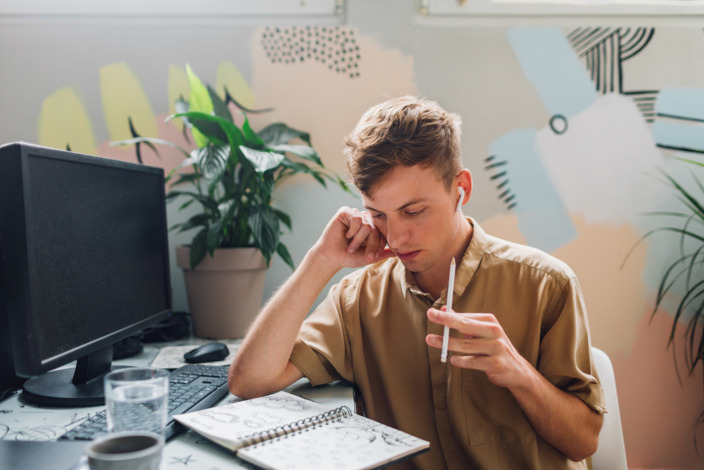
[590,347,628,470]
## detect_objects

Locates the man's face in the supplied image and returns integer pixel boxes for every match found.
[362,165,462,276]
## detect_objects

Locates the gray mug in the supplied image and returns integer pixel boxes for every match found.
[85,432,163,470]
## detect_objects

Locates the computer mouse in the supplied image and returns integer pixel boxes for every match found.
[183,342,230,364]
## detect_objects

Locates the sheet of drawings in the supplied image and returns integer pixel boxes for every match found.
[238,414,428,470]
[0,392,102,442]
[175,391,328,449]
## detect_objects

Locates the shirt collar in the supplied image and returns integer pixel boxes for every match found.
[399,261,422,299]
[453,217,486,301]
[400,216,486,302]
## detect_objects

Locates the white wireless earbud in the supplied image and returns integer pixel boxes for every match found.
[456,187,465,212]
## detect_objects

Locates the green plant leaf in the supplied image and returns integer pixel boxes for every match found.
[240,147,285,173]
[165,189,197,201]
[166,190,220,214]
[206,219,223,255]
[273,208,292,231]
[223,87,274,114]
[174,98,193,142]
[169,172,201,187]
[258,122,311,146]
[269,144,322,165]
[178,200,195,211]
[242,115,266,149]
[663,170,704,223]
[194,145,229,187]
[677,157,704,168]
[169,111,228,145]
[170,111,244,151]
[110,136,191,158]
[185,65,214,148]
[189,228,209,270]
[218,200,238,236]
[178,213,210,233]
[336,175,354,194]
[248,207,280,265]
[278,158,320,176]
[186,64,213,114]
[276,242,295,270]
[207,85,233,122]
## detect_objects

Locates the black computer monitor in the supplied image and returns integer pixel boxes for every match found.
[0,142,172,407]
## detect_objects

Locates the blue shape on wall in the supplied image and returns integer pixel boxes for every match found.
[507,27,597,118]
[654,87,704,154]
[487,128,577,252]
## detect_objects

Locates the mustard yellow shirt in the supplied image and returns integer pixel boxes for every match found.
[291,218,605,469]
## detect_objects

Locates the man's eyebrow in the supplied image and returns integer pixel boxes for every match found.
[365,199,427,213]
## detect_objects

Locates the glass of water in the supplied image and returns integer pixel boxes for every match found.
[104,368,168,436]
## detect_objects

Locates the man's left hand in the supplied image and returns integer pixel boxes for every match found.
[426,307,532,389]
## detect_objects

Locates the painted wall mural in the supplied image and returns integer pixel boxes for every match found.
[484,25,704,323]
[484,26,671,253]
[477,26,704,467]
[35,26,372,171]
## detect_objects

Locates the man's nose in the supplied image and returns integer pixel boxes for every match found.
[385,219,410,250]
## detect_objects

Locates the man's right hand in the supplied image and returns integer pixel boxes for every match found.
[313,207,395,270]
[229,206,395,399]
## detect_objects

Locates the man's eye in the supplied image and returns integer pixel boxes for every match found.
[407,209,425,217]
[371,213,385,219]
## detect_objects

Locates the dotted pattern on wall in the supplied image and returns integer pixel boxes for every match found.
[261,26,361,79]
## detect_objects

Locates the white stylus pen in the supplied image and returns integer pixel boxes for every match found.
[441,258,456,363]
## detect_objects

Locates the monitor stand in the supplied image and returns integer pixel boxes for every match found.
[21,345,126,407]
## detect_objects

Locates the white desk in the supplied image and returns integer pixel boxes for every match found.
[0,341,353,469]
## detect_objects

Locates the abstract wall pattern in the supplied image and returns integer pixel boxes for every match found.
[261,26,361,78]
[484,26,704,256]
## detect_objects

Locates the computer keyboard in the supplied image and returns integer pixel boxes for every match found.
[59,364,230,441]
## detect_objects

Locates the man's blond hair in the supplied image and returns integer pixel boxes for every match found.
[344,96,462,196]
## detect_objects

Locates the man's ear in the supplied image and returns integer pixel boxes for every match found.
[457,169,472,207]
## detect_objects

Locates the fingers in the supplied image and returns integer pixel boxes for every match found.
[363,223,394,261]
[427,309,500,339]
[450,354,492,371]
[426,333,497,357]
[316,207,395,269]
[427,310,527,387]
[341,208,389,261]
[425,309,503,361]
[426,333,487,366]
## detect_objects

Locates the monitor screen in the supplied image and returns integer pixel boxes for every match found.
[0,142,172,406]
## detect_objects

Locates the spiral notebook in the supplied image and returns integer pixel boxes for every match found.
[174,390,429,470]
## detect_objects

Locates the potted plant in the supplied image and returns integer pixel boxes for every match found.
[117,65,349,338]
[630,158,704,435]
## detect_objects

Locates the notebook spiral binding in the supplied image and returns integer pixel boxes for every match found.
[240,405,354,448]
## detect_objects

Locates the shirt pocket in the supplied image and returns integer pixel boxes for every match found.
[458,370,535,446]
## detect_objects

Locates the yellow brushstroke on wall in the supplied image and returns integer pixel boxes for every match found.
[37,86,96,155]
[216,61,255,109]
[100,62,157,141]
[167,65,189,131]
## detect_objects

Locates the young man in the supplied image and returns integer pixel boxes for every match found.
[230,96,605,469]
